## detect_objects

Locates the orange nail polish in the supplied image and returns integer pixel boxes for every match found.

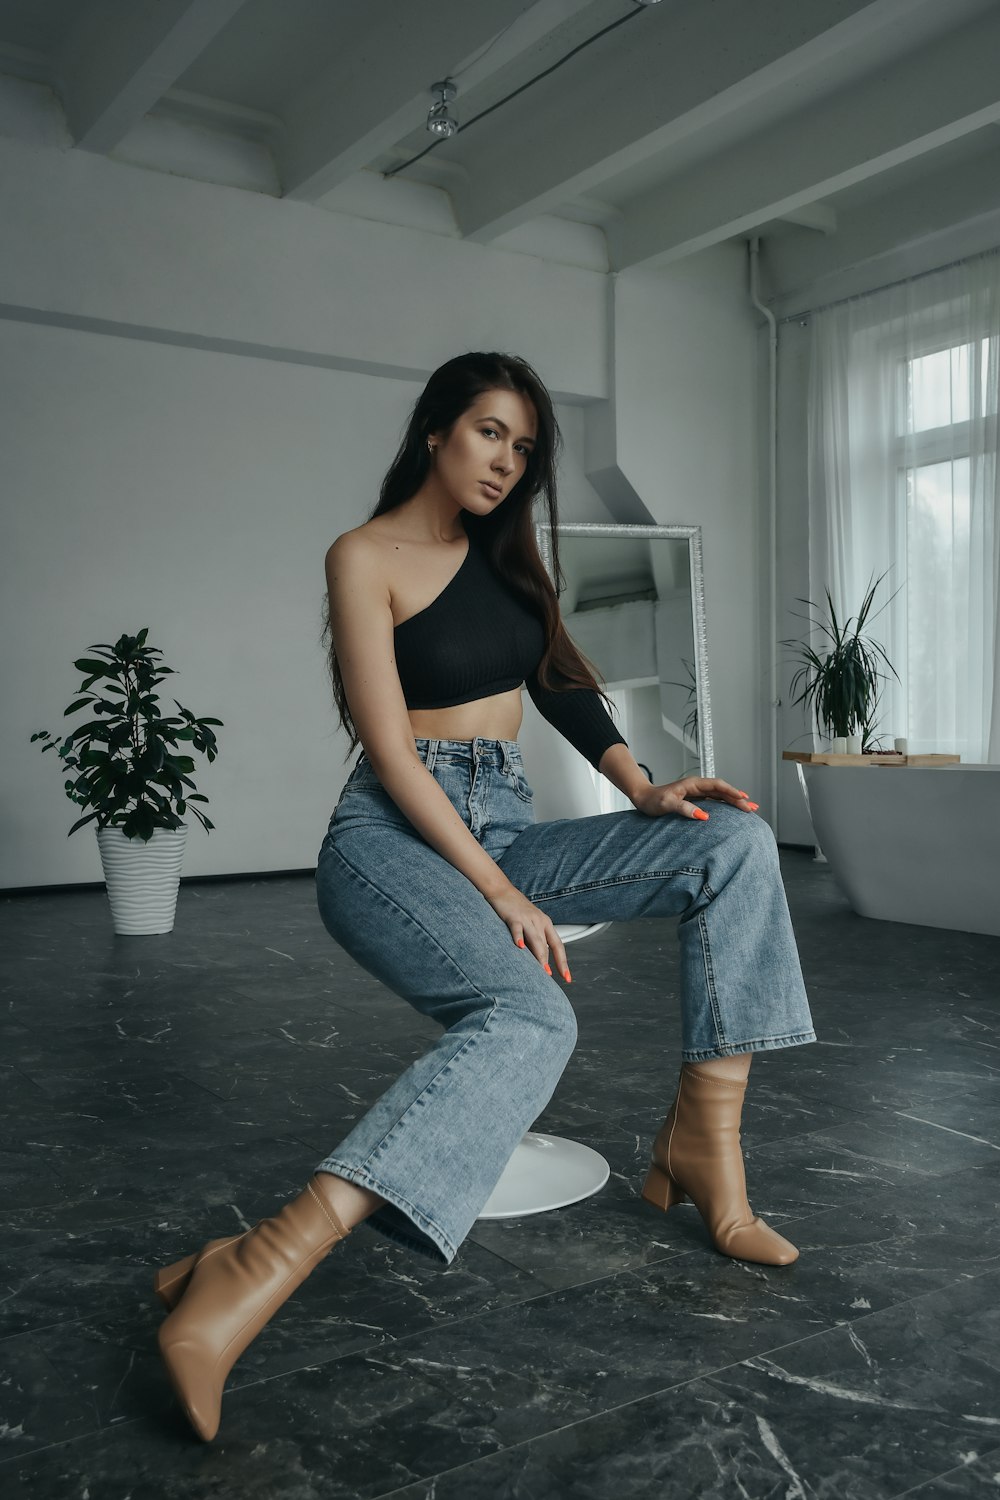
[736,790,750,799]
[746,801,759,811]
[544,963,553,976]
[563,969,572,983]
[516,938,526,948]
[692,808,709,821]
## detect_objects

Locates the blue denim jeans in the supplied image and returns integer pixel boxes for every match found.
[314,737,815,1264]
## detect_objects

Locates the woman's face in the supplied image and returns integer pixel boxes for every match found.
[430,388,538,515]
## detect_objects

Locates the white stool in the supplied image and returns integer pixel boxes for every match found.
[477,921,611,1218]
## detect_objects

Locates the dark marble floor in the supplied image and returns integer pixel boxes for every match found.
[1,852,999,1500]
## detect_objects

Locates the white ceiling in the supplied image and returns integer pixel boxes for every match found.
[2,0,1000,314]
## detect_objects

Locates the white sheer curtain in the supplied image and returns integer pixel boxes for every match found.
[807,250,1000,761]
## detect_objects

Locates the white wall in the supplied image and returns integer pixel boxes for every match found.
[0,138,607,398]
[5,326,413,887]
[613,251,767,815]
[2,135,763,888]
[774,317,818,844]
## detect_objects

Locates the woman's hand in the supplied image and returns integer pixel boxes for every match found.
[486,885,572,983]
[630,776,759,821]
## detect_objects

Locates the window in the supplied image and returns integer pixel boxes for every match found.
[896,336,997,755]
[807,251,1000,764]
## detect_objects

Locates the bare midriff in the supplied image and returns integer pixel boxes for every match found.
[407,687,524,744]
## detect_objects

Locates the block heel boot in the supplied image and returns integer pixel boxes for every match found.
[641,1063,798,1266]
[154,1252,200,1311]
[154,1236,249,1311]
[156,1175,350,1440]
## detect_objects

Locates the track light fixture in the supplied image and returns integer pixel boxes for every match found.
[426,79,458,137]
[389,6,647,178]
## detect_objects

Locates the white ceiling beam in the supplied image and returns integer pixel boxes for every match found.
[612,4,1000,270]
[768,142,1000,316]
[451,0,921,242]
[778,204,838,235]
[58,0,248,154]
[0,42,53,90]
[278,0,587,202]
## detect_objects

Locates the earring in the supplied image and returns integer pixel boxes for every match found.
[427,441,435,454]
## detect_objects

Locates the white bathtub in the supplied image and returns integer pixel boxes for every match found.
[797,762,1000,938]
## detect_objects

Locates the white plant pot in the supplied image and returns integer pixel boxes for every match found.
[846,734,863,754]
[96,826,187,934]
[830,736,847,755]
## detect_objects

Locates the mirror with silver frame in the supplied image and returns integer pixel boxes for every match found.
[534,523,714,810]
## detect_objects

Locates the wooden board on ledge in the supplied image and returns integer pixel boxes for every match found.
[782,751,961,767]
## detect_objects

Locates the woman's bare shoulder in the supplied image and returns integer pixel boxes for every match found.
[325,521,394,583]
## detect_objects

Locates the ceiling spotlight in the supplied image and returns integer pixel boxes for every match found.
[426,79,458,138]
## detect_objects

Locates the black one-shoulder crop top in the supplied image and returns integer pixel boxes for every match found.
[392,530,627,771]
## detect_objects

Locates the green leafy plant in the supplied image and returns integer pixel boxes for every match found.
[31,629,222,841]
[662,657,699,750]
[782,574,900,750]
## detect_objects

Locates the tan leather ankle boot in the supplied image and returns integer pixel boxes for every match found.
[641,1064,798,1265]
[156,1175,350,1440]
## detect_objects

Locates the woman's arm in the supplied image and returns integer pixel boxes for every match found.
[598,742,757,819]
[524,669,626,771]
[326,534,570,979]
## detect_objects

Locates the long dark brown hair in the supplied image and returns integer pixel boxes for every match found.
[321,350,612,754]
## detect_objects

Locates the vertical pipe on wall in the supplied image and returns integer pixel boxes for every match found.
[748,237,779,830]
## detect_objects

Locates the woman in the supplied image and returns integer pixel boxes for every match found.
[154,351,816,1441]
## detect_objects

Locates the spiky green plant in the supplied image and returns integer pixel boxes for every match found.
[782,574,899,749]
[31,629,222,841]
[661,658,699,749]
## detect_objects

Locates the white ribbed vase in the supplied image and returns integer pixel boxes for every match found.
[96,826,187,935]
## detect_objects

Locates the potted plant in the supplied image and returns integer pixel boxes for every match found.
[782,574,899,754]
[31,629,222,934]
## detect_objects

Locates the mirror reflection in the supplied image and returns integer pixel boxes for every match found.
[537,524,713,811]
